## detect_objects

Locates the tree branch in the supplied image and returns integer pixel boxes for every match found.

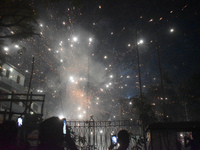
[0,32,40,39]
[0,16,30,27]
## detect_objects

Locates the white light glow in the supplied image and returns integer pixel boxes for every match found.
[59,115,64,119]
[15,45,19,48]
[73,37,78,42]
[138,40,144,45]
[170,28,174,32]
[4,47,9,51]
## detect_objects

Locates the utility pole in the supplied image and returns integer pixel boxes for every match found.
[156,41,166,122]
[135,31,147,150]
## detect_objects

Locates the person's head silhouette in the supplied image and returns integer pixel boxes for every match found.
[108,129,130,150]
[38,117,78,150]
[38,117,64,149]
[117,130,130,149]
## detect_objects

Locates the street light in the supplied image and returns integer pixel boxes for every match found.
[136,38,144,99]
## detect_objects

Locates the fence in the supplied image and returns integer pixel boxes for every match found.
[66,117,141,150]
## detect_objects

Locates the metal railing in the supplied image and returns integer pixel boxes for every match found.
[66,117,141,150]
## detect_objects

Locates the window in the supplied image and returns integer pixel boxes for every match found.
[6,70,10,78]
[17,75,21,83]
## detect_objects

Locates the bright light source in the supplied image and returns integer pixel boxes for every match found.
[100,130,103,134]
[15,45,19,48]
[79,114,82,118]
[170,28,174,32]
[59,115,64,119]
[69,76,75,82]
[89,38,92,42]
[139,40,144,44]
[110,75,113,78]
[4,47,9,51]
[73,37,78,42]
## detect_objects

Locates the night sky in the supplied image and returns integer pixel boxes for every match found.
[3,0,200,120]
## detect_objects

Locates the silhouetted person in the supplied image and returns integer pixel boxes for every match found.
[0,120,18,150]
[184,132,200,150]
[108,130,130,150]
[37,117,78,150]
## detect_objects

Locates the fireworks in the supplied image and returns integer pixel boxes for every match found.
[1,0,198,121]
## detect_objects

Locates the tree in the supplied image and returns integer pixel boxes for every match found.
[0,0,40,75]
[0,0,39,43]
[146,83,184,122]
[179,74,200,121]
[131,95,157,127]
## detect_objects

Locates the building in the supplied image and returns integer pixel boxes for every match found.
[0,62,25,93]
[0,62,45,122]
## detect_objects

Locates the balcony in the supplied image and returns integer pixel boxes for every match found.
[0,76,25,92]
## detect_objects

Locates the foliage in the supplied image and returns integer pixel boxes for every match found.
[179,74,200,100]
[68,126,87,147]
[131,95,157,127]
[0,0,39,43]
[179,74,200,121]
[130,132,145,150]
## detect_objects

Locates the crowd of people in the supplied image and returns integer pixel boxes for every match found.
[0,117,200,150]
[0,116,132,150]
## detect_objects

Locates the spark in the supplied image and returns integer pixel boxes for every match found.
[15,45,19,48]
[138,40,144,45]
[73,37,78,42]
[4,47,9,51]
[149,19,153,22]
